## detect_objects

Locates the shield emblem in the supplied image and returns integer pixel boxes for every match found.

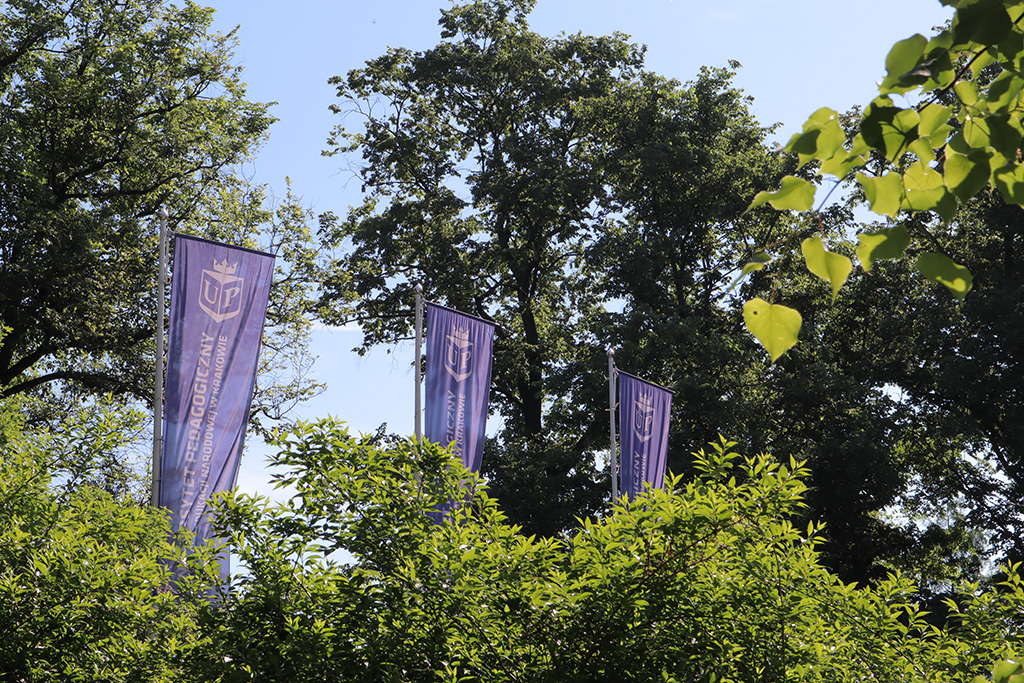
[633,393,655,443]
[444,327,473,382]
[198,259,244,323]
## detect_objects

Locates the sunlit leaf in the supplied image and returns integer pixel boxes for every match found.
[918,103,954,145]
[801,237,852,301]
[743,298,801,363]
[728,251,771,292]
[955,80,980,107]
[820,135,870,178]
[909,138,936,164]
[787,108,845,167]
[856,225,910,271]
[992,660,1024,681]
[994,161,1024,204]
[857,171,903,217]
[903,162,955,219]
[986,71,1024,113]
[748,176,816,212]
[880,34,928,93]
[998,27,1024,72]
[861,97,920,160]
[944,146,991,201]
[916,252,973,299]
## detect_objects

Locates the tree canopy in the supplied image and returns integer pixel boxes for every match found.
[319,0,789,536]
[0,0,322,429]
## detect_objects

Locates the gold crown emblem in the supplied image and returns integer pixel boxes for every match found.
[212,259,237,275]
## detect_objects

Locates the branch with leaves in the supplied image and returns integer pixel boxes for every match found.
[740,0,1023,360]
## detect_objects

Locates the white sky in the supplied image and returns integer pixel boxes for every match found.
[199,0,957,496]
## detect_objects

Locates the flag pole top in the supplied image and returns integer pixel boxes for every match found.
[158,205,168,219]
[607,347,615,358]
[415,283,423,294]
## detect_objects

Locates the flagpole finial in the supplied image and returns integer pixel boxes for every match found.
[607,347,615,358]
[415,283,423,294]
[158,205,168,219]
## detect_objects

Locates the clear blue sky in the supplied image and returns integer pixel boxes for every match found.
[203,0,957,495]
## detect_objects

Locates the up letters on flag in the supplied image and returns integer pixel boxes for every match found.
[159,234,274,570]
[618,371,672,498]
[424,302,495,473]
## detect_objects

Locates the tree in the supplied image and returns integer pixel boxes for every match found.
[319,0,787,535]
[0,0,321,426]
[196,421,1024,682]
[742,1,1024,354]
[738,0,1024,577]
[0,398,219,681]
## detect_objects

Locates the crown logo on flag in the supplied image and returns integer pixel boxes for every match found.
[212,259,238,276]
[199,257,245,323]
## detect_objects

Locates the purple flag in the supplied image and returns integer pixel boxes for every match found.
[618,372,672,498]
[159,234,274,571]
[424,303,495,473]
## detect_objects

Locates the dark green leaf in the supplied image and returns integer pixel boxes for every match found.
[952,0,1012,45]
[856,225,911,271]
[916,252,973,299]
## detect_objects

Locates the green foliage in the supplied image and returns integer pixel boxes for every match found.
[4,406,1024,681]
[740,0,1024,356]
[188,422,1024,682]
[0,398,216,681]
[0,0,323,430]
[320,0,789,534]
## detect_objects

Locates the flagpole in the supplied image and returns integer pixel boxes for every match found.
[414,283,424,442]
[151,206,168,507]
[608,347,617,501]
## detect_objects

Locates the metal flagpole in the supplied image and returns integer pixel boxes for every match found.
[151,206,168,507]
[414,283,424,441]
[608,347,618,501]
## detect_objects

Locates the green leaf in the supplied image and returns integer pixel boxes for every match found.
[964,112,1024,156]
[801,237,852,301]
[857,171,904,217]
[909,138,936,164]
[903,161,957,219]
[916,252,973,299]
[743,298,801,363]
[952,0,1012,46]
[728,252,771,292]
[861,98,920,161]
[944,146,991,201]
[748,176,816,212]
[998,26,1024,72]
[918,103,954,145]
[994,161,1024,203]
[880,34,928,93]
[956,79,980,107]
[820,135,869,178]
[993,660,1024,681]
[787,108,845,167]
[856,225,910,271]
[986,71,1024,113]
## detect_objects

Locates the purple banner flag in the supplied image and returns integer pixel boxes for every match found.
[424,302,495,473]
[159,234,274,570]
[618,371,673,498]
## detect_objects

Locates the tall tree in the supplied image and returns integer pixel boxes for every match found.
[0,0,321,425]
[319,0,787,535]
[320,0,643,532]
